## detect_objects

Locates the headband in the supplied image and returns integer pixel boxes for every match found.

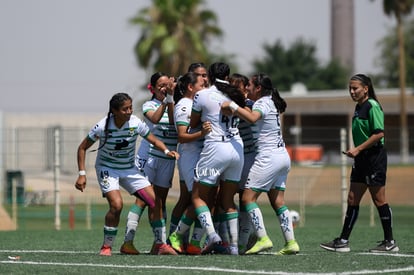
[215,78,229,85]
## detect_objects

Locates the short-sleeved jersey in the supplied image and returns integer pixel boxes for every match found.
[252,95,285,151]
[238,98,258,154]
[143,99,178,159]
[192,85,240,143]
[174,97,204,151]
[136,99,158,159]
[88,114,150,170]
[352,98,384,147]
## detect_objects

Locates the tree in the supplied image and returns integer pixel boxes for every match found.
[378,0,414,163]
[376,18,414,87]
[130,0,222,77]
[252,39,349,91]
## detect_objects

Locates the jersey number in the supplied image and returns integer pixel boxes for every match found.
[221,115,239,128]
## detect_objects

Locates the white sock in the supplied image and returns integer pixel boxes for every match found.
[151,219,167,244]
[247,203,267,238]
[103,226,118,247]
[226,212,239,247]
[176,220,191,235]
[196,206,216,236]
[124,205,144,242]
[277,208,295,242]
[191,224,205,244]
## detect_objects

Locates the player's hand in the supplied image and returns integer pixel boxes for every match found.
[166,77,176,95]
[75,177,86,192]
[221,101,233,116]
[343,148,360,158]
[201,121,212,136]
[166,150,180,160]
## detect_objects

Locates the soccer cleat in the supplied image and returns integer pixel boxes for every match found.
[168,232,185,254]
[246,233,258,251]
[201,233,226,254]
[369,240,399,253]
[276,240,300,255]
[245,235,273,255]
[239,234,259,255]
[186,243,201,255]
[152,243,178,255]
[320,237,349,252]
[99,245,112,256]
[238,244,247,255]
[120,241,140,255]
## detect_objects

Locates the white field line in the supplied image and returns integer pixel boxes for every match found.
[1,250,413,275]
[1,250,414,258]
[0,260,413,275]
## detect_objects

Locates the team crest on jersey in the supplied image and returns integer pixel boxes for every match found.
[129,128,135,136]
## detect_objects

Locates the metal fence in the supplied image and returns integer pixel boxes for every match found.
[1,125,413,207]
[1,125,413,232]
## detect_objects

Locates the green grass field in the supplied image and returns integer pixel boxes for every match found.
[1,203,413,274]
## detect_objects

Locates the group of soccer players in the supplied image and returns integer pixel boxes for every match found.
[75,61,300,256]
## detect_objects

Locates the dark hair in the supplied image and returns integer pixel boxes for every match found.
[229,73,249,89]
[188,62,206,73]
[93,93,132,152]
[174,72,200,102]
[252,73,287,113]
[149,72,167,99]
[208,62,245,107]
[350,74,378,102]
[208,62,230,83]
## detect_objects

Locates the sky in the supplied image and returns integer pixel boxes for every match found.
[0,0,395,114]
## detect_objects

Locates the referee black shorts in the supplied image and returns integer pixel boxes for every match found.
[350,146,387,186]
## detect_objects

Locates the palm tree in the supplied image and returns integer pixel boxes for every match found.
[129,0,222,77]
[380,0,414,163]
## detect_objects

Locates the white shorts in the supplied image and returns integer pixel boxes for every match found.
[178,147,201,192]
[239,150,256,189]
[135,141,150,173]
[145,156,176,188]
[245,148,290,192]
[95,165,151,195]
[135,154,149,174]
[195,139,244,186]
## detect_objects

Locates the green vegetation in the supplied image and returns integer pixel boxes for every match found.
[252,39,349,91]
[1,203,413,274]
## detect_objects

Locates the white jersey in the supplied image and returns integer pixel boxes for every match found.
[174,97,204,151]
[252,95,285,152]
[136,99,158,160]
[192,85,244,185]
[174,97,203,190]
[142,98,178,160]
[192,85,241,143]
[88,114,150,170]
[239,98,258,154]
[245,95,290,191]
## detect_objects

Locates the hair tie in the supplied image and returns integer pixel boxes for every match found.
[147,83,154,94]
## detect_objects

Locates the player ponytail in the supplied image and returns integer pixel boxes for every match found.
[253,73,286,114]
[174,72,199,103]
[350,74,379,104]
